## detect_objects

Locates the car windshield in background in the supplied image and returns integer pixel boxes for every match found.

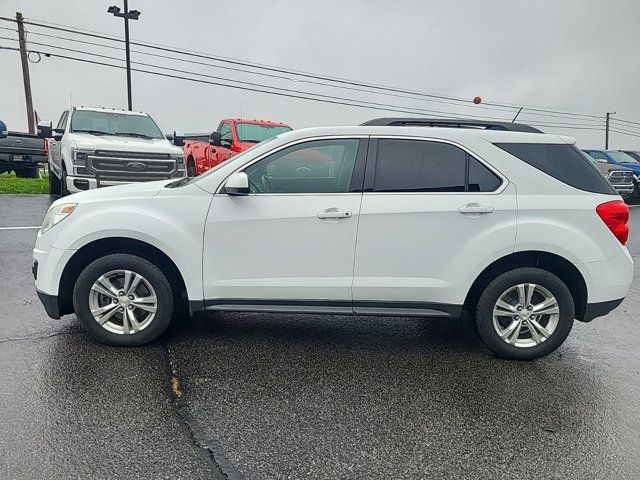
[236,123,291,143]
[608,151,640,163]
[70,110,165,139]
[581,151,607,163]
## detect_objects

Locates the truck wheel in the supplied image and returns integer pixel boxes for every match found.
[15,166,40,179]
[60,167,69,196]
[73,253,175,346]
[475,267,574,360]
[48,167,61,196]
[187,157,196,177]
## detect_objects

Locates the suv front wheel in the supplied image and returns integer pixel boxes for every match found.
[475,267,575,360]
[73,253,175,346]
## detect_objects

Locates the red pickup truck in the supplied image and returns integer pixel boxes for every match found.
[183,118,292,176]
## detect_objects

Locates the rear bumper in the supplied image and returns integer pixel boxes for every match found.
[581,298,625,322]
[37,290,61,319]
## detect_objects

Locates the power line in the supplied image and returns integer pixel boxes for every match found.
[15,40,516,120]
[0,45,491,120]
[0,15,611,121]
[21,28,613,125]
[20,38,617,132]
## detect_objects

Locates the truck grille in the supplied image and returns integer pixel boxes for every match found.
[608,171,634,186]
[88,150,177,183]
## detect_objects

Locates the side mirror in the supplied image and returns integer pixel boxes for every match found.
[37,120,52,139]
[0,120,7,139]
[209,131,222,146]
[53,132,63,141]
[224,171,249,195]
[173,130,185,147]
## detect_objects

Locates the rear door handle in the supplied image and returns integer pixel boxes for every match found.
[317,208,352,219]
[458,203,494,214]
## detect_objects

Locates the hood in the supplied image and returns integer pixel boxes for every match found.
[52,179,175,207]
[614,161,640,175]
[67,133,182,155]
[593,163,633,174]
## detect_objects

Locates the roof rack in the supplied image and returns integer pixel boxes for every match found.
[361,117,543,133]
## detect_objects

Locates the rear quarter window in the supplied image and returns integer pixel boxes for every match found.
[494,143,616,195]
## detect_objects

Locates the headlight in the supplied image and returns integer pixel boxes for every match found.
[72,150,91,167]
[172,154,185,169]
[41,203,77,234]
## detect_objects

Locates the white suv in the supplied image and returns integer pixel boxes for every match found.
[32,124,633,360]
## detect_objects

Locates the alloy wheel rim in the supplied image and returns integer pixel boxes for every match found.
[492,283,560,348]
[88,269,157,335]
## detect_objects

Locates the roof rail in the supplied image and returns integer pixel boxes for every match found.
[361,117,543,133]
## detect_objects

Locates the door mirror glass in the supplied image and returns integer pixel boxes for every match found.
[224,171,249,195]
[0,120,7,139]
[209,131,222,146]
[173,130,185,146]
[37,120,52,139]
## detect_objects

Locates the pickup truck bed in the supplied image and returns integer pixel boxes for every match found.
[0,132,47,178]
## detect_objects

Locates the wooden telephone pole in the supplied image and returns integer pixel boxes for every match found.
[16,12,35,133]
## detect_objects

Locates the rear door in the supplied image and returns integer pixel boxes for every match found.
[352,137,517,316]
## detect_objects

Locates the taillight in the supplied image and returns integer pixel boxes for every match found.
[596,200,629,245]
[44,138,49,156]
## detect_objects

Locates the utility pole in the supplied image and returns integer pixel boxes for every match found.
[605,112,616,149]
[16,12,35,133]
[108,2,140,111]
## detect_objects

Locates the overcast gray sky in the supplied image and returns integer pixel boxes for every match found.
[2,0,640,148]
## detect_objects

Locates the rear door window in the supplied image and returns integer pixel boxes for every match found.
[495,143,616,195]
[372,139,501,193]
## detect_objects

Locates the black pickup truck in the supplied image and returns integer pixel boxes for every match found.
[0,121,47,178]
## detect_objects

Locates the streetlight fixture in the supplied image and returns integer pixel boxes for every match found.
[108,1,140,110]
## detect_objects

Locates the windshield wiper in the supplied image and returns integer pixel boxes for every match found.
[73,129,114,136]
[115,132,156,139]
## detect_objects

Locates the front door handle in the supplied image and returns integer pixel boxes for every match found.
[317,208,352,219]
[458,203,494,214]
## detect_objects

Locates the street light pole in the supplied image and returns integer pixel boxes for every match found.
[108,1,140,111]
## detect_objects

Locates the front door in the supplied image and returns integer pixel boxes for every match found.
[202,137,367,311]
[353,137,517,316]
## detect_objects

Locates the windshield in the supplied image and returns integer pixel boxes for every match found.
[608,151,640,164]
[236,123,292,143]
[70,110,165,139]
[582,151,607,164]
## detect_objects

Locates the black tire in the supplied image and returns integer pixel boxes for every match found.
[48,166,61,196]
[15,166,39,178]
[60,167,69,196]
[475,267,575,360]
[187,157,196,177]
[73,253,175,346]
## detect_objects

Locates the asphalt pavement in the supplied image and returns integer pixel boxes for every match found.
[1,194,639,479]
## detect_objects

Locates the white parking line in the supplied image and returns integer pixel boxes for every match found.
[0,226,41,230]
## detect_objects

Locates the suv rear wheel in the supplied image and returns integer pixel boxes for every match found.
[73,253,174,346]
[475,267,574,360]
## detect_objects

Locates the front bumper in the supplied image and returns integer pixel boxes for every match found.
[37,290,60,319]
[66,174,185,194]
[612,184,634,196]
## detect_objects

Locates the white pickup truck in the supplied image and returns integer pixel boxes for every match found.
[38,107,186,195]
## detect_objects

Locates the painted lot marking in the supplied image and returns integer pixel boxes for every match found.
[0,226,41,230]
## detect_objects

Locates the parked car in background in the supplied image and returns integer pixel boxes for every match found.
[0,120,47,178]
[583,149,640,200]
[38,107,186,196]
[184,118,291,176]
[580,150,634,199]
[34,121,633,360]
